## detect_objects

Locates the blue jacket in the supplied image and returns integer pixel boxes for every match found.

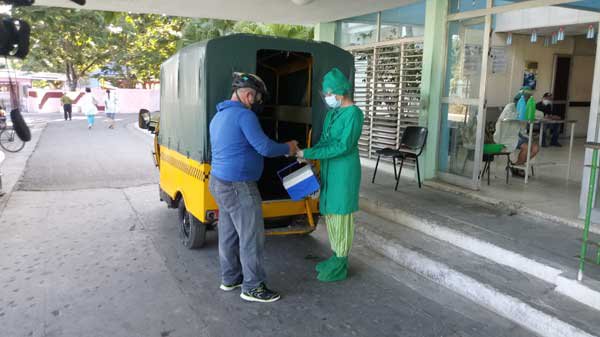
[209,100,290,182]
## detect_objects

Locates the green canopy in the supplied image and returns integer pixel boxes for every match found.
[158,34,355,163]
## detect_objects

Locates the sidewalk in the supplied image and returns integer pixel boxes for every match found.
[357,165,600,337]
[0,124,44,212]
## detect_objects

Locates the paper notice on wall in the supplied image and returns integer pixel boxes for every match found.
[491,46,507,74]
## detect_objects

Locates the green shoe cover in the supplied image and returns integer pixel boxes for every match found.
[315,254,337,273]
[317,256,348,282]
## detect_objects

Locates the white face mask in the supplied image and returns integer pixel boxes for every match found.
[542,99,551,106]
[325,95,341,108]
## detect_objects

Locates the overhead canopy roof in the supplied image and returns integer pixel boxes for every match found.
[34,0,419,25]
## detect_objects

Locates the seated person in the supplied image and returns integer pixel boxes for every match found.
[494,89,539,177]
[536,92,561,147]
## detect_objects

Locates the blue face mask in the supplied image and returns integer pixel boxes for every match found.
[325,95,341,108]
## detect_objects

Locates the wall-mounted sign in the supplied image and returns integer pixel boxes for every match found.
[491,46,507,74]
[523,61,538,90]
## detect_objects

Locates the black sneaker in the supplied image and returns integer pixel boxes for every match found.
[240,283,280,303]
[220,281,242,292]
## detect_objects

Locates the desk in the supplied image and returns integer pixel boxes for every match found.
[507,119,577,184]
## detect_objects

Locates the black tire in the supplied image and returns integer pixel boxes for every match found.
[10,109,30,142]
[138,109,150,129]
[178,198,207,249]
[0,128,25,152]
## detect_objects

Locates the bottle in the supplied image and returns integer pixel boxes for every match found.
[526,96,536,121]
[517,96,527,120]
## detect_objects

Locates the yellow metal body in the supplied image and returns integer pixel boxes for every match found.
[157,144,318,235]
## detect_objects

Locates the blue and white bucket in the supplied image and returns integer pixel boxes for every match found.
[277,161,320,201]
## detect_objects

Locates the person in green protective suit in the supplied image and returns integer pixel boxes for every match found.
[297,68,364,282]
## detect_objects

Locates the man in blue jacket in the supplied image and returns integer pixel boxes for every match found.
[209,73,298,303]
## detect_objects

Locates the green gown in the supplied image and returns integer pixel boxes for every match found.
[302,104,364,282]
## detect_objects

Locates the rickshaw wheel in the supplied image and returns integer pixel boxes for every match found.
[178,198,207,249]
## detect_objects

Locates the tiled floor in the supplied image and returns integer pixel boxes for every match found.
[480,137,585,222]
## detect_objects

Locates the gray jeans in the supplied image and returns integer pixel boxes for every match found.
[209,177,266,291]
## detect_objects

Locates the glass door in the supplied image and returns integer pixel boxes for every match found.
[437,16,491,189]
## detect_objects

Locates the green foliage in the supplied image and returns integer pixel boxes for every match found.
[14,7,113,90]
[178,19,236,48]
[12,7,312,89]
[179,19,314,48]
[104,13,186,88]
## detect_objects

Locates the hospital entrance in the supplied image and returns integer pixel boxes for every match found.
[438,6,600,224]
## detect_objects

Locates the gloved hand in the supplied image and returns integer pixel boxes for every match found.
[296,149,307,163]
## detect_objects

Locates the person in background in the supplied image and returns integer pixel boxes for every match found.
[209,72,298,303]
[104,89,117,129]
[494,89,539,177]
[296,68,364,282]
[81,88,99,129]
[536,92,561,147]
[61,93,72,121]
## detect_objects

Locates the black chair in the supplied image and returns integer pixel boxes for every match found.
[372,126,428,191]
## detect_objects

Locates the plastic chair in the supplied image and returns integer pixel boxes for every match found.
[371,126,428,190]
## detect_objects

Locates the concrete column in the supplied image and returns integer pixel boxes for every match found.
[579,21,600,221]
[314,22,336,43]
[419,0,448,180]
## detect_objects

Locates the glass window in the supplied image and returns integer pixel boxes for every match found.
[449,0,487,14]
[561,0,600,12]
[335,13,378,47]
[380,1,426,41]
[438,18,486,181]
[443,18,485,99]
[493,0,535,6]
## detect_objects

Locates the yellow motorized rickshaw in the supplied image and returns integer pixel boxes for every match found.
[140,34,354,248]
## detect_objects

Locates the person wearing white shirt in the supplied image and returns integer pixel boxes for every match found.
[104,89,117,129]
[81,88,99,129]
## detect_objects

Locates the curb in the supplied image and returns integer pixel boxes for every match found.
[359,194,600,312]
[355,221,596,337]
[0,124,46,216]
[423,179,600,235]
[128,122,154,139]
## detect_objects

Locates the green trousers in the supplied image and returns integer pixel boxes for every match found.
[316,214,354,282]
[325,214,355,257]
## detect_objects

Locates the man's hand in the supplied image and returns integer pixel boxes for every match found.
[286,140,299,155]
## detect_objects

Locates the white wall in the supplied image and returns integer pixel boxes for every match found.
[26,88,160,114]
[495,7,600,33]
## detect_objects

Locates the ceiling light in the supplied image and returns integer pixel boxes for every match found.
[557,27,565,41]
[291,0,314,5]
[587,24,595,40]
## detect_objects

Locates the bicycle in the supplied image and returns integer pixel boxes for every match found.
[0,115,25,153]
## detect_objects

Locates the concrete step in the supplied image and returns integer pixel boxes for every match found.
[354,211,600,337]
[359,188,600,312]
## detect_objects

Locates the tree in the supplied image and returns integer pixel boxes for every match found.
[179,19,314,48]
[103,13,187,88]
[178,19,236,48]
[14,7,114,90]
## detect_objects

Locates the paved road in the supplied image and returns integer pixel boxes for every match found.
[0,116,536,337]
